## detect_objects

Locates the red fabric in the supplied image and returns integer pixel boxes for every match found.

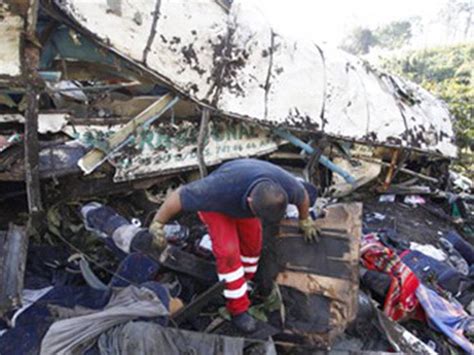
[361,233,422,321]
[199,211,262,315]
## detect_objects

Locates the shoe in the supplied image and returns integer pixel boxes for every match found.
[232,312,257,333]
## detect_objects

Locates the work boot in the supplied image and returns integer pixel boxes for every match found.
[232,311,257,333]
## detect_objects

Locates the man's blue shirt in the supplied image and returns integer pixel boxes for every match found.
[179,159,306,218]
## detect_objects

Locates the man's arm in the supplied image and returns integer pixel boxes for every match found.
[149,188,183,249]
[152,188,183,224]
[297,189,310,220]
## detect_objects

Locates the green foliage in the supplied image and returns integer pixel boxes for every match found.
[340,20,415,55]
[374,21,414,51]
[381,44,474,177]
[340,27,378,55]
[381,44,473,149]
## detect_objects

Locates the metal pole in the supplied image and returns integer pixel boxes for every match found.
[274,129,356,185]
[197,108,210,178]
[23,10,43,217]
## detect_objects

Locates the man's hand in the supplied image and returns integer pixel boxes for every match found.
[299,217,319,243]
[149,221,166,249]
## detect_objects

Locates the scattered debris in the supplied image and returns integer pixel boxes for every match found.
[0,0,472,354]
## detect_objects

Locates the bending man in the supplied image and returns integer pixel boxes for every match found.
[150,159,318,332]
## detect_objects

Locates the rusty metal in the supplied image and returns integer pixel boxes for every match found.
[23,40,44,216]
[0,224,28,316]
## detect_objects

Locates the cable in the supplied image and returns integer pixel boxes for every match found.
[53,231,140,288]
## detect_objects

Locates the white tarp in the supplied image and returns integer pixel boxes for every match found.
[53,0,457,157]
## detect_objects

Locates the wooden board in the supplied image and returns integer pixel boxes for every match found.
[265,203,362,348]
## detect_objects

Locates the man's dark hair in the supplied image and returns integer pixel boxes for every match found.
[250,181,288,224]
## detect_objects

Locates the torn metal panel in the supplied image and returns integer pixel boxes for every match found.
[0,134,21,154]
[0,142,86,181]
[107,119,280,181]
[321,49,371,138]
[64,117,280,181]
[52,0,456,157]
[0,224,28,316]
[329,157,382,197]
[386,75,456,157]
[375,302,437,354]
[144,0,228,102]
[39,25,137,79]
[42,1,156,66]
[91,97,199,120]
[38,142,85,178]
[215,2,272,119]
[54,0,228,103]
[263,35,324,128]
[0,113,69,134]
[77,94,179,175]
[0,4,23,80]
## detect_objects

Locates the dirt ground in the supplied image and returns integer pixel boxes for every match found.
[361,194,456,246]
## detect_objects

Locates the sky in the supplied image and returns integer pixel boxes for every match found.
[249,0,452,47]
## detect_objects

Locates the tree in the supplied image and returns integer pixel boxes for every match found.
[374,20,413,50]
[340,27,378,55]
[340,20,415,55]
[438,0,473,42]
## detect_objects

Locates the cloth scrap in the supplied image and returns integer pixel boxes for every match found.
[98,321,250,355]
[416,284,474,354]
[11,287,54,327]
[40,285,169,355]
[361,233,421,321]
[409,242,447,262]
[445,231,474,266]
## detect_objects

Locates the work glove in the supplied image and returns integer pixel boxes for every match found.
[299,217,319,243]
[149,220,166,249]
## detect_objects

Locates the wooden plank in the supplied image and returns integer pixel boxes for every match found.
[159,245,217,284]
[381,148,400,192]
[355,155,438,184]
[77,93,178,174]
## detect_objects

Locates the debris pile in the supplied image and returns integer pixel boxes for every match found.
[0,0,473,354]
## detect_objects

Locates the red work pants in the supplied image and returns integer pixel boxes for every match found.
[199,211,262,315]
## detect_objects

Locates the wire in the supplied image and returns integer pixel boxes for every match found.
[53,231,140,288]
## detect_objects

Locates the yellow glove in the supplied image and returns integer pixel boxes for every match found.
[149,221,166,249]
[299,217,319,243]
